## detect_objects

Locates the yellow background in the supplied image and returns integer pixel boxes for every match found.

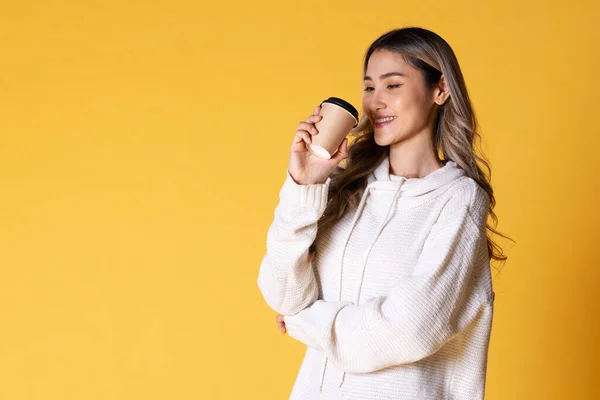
[1,0,598,399]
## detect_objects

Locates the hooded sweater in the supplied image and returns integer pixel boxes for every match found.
[257,155,495,400]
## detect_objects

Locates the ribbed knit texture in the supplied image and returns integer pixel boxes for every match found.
[257,155,495,400]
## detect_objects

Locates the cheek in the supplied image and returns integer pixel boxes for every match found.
[393,90,418,111]
[397,92,429,121]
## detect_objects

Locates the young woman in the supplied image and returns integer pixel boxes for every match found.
[258,27,510,400]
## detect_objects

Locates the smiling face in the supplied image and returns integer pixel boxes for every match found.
[362,49,440,147]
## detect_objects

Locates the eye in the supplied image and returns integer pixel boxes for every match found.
[363,87,374,92]
[387,84,402,89]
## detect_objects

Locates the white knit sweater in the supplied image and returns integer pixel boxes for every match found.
[257,155,494,399]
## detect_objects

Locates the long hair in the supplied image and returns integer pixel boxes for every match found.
[314,27,513,271]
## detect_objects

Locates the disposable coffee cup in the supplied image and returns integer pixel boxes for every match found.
[308,97,359,159]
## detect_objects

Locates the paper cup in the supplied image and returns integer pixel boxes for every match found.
[308,97,359,159]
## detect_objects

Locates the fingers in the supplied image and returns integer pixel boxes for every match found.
[294,129,312,145]
[291,108,322,149]
[331,138,349,163]
[297,121,319,136]
[340,137,349,155]
[294,115,322,146]
[276,314,287,334]
[304,114,322,124]
[298,117,321,135]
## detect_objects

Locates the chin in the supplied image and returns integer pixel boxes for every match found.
[374,136,388,147]
[373,131,394,147]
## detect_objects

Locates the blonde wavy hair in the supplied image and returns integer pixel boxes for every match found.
[312,27,513,271]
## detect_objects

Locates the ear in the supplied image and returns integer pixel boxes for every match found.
[434,75,450,105]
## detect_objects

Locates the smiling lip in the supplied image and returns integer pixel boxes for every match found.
[373,116,397,128]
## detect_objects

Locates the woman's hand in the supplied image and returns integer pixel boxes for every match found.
[288,105,349,185]
[276,314,287,334]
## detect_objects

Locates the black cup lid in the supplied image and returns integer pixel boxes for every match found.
[321,97,359,126]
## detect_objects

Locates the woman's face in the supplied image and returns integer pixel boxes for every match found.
[362,49,439,147]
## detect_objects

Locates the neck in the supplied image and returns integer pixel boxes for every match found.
[388,131,444,179]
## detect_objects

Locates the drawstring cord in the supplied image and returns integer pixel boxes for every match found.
[337,181,403,388]
[319,186,372,393]
[318,179,405,392]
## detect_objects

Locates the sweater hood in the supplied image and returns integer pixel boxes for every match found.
[365,155,466,197]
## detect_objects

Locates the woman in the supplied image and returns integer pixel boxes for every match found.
[257,27,510,400]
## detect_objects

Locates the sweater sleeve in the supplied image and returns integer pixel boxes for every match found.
[282,202,493,373]
[257,170,331,316]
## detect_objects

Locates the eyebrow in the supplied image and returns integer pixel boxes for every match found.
[363,72,406,81]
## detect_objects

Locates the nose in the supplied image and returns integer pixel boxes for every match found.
[366,89,386,112]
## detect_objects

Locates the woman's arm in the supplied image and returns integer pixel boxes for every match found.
[257,170,331,316]
[282,202,494,373]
